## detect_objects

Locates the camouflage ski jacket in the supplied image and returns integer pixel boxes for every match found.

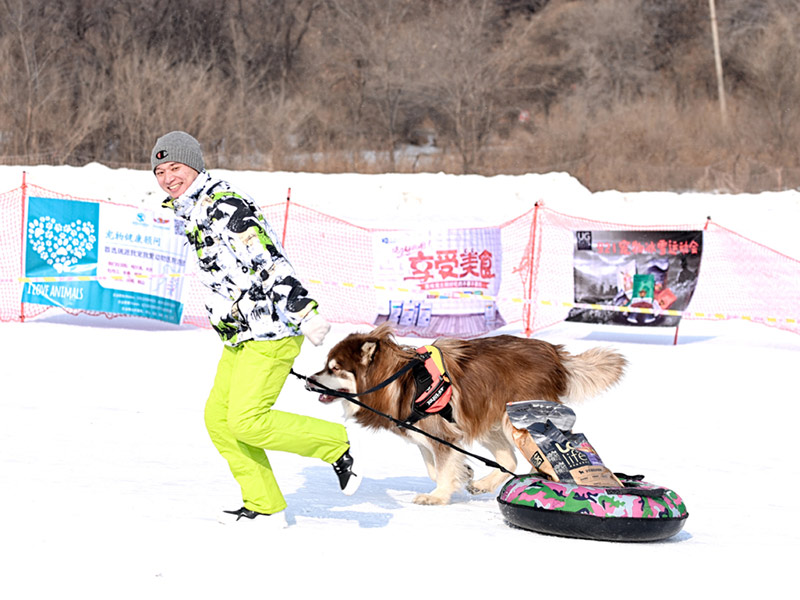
[163,171,319,346]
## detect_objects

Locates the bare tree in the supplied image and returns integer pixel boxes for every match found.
[416,0,534,172]
[315,0,427,171]
[0,0,63,157]
[230,0,322,100]
[561,0,656,106]
[728,1,800,160]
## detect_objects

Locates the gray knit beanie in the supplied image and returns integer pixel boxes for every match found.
[151,131,205,173]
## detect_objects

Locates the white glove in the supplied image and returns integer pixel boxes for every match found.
[300,313,331,346]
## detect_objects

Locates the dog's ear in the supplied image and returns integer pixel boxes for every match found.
[372,322,395,340]
[360,341,377,366]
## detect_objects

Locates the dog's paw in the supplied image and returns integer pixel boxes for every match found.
[467,472,507,495]
[466,482,482,495]
[413,493,449,505]
[466,482,493,495]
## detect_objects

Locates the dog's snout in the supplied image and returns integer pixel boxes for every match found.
[305,376,323,393]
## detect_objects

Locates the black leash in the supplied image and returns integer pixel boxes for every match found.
[290,368,519,477]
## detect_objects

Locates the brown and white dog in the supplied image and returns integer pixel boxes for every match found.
[307,324,626,505]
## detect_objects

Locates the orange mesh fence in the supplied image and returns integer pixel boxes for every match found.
[2,179,799,337]
[690,220,800,329]
[0,185,23,323]
[273,203,378,326]
[496,209,537,334]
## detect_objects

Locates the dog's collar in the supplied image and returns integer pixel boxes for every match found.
[404,345,455,426]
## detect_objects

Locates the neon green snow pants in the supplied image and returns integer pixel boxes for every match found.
[204,336,350,514]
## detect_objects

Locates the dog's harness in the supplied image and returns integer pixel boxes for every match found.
[291,347,516,477]
[404,345,454,426]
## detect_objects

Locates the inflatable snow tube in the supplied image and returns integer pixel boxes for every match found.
[497,473,688,542]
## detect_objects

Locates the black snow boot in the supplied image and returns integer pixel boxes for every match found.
[332,448,360,496]
[221,507,288,528]
[223,507,268,520]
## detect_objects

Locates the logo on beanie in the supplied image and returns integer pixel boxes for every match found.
[156,150,168,160]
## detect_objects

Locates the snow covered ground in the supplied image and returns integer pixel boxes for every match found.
[1,164,798,598]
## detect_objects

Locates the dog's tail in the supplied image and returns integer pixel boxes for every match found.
[560,347,627,404]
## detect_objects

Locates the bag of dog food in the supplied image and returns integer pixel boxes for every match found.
[507,401,621,487]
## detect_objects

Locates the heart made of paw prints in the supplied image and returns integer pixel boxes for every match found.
[28,216,96,273]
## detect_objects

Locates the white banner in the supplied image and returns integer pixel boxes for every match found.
[372,227,504,336]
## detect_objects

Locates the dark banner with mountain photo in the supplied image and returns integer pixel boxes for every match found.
[566,230,703,327]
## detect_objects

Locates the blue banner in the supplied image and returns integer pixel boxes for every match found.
[22,196,189,324]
